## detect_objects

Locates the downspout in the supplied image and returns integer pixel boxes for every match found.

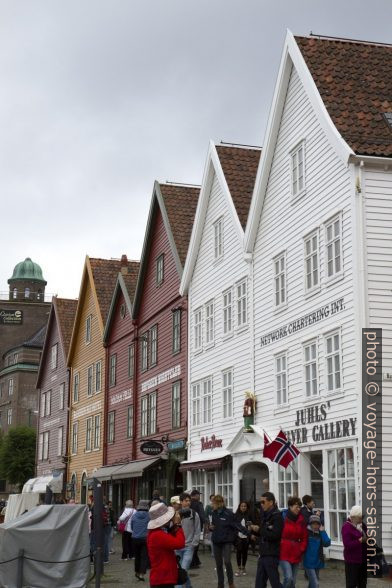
[103,343,109,466]
[65,366,71,493]
[132,320,138,500]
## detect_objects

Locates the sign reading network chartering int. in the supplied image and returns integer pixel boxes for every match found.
[260,298,345,347]
[0,309,23,325]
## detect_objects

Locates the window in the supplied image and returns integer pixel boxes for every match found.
[304,231,319,291]
[94,414,101,449]
[41,390,51,416]
[172,381,181,428]
[85,417,93,451]
[95,361,102,392]
[156,254,164,285]
[141,333,148,372]
[7,408,12,425]
[278,459,299,508]
[216,461,233,509]
[141,391,157,437]
[13,352,18,364]
[275,353,287,406]
[203,379,212,424]
[236,279,247,327]
[8,379,14,396]
[172,310,181,354]
[25,287,30,299]
[109,354,117,387]
[51,344,58,369]
[191,470,206,503]
[13,288,17,299]
[128,344,134,378]
[192,382,201,427]
[127,405,133,438]
[57,427,63,456]
[328,448,355,541]
[274,254,286,307]
[291,141,305,198]
[108,411,115,444]
[325,215,342,279]
[150,325,158,366]
[73,372,80,403]
[86,314,92,344]
[205,300,214,345]
[193,308,202,352]
[213,217,223,259]
[43,431,49,460]
[304,340,318,397]
[37,289,42,300]
[71,422,78,454]
[222,369,233,418]
[59,383,65,410]
[0,383,3,398]
[325,331,341,392]
[223,288,233,335]
[87,365,94,396]
[191,378,212,426]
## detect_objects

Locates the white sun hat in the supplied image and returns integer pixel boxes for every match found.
[148,502,175,530]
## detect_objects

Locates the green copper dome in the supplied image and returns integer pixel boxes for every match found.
[8,257,47,284]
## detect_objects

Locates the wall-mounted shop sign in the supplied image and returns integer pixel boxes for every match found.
[260,298,345,347]
[73,400,101,420]
[201,435,223,451]
[140,440,164,456]
[286,400,357,444]
[168,439,186,452]
[141,364,181,393]
[0,309,23,325]
[110,389,132,406]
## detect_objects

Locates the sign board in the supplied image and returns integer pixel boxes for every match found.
[140,441,164,456]
[0,309,23,325]
[167,439,186,452]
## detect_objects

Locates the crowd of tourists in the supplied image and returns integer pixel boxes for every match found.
[86,489,370,588]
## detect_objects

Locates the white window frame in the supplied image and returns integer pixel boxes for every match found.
[94,414,101,450]
[193,307,202,352]
[45,389,51,416]
[51,343,58,369]
[327,447,356,542]
[71,421,78,454]
[59,382,65,410]
[275,352,288,406]
[42,431,49,460]
[141,392,157,437]
[126,405,133,439]
[109,354,117,387]
[141,333,148,372]
[223,288,233,336]
[95,361,102,392]
[8,378,14,396]
[325,330,342,394]
[191,382,201,427]
[325,213,343,281]
[274,253,286,308]
[278,459,299,508]
[172,310,181,354]
[172,381,181,429]
[205,300,214,346]
[304,230,320,293]
[156,254,164,285]
[87,365,94,396]
[213,217,223,260]
[85,417,93,451]
[86,314,92,344]
[128,344,134,378]
[141,396,148,437]
[7,408,12,425]
[290,140,305,199]
[236,278,248,328]
[38,433,43,460]
[304,339,318,398]
[222,369,233,419]
[57,426,63,456]
[216,461,233,509]
[108,411,115,444]
[202,378,212,425]
[150,325,158,367]
[73,372,80,403]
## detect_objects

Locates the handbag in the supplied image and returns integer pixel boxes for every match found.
[176,555,188,585]
[117,512,132,533]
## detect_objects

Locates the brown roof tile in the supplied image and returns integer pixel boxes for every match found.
[295,36,392,157]
[158,184,200,266]
[55,298,78,357]
[89,257,138,323]
[215,145,261,228]
[121,262,140,303]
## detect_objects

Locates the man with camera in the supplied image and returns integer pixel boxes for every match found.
[174,492,201,588]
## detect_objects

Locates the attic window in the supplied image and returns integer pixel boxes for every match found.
[120,304,126,319]
[383,112,392,129]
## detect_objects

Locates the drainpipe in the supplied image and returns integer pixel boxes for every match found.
[132,320,138,500]
[103,344,109,466]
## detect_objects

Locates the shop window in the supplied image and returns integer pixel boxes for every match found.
[216,461,233,509]
[327,447,355,542]
[191,470,206,502]
[278,459,298,509]
[222,288,233,335]
[309,451,324,509]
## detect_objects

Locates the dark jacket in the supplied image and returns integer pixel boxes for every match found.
[257,506,284,558]
[211,507,249,545]
[300,506,324,526]
[233,509,258,540]
[191,499,206,527]
[130,510,150,539]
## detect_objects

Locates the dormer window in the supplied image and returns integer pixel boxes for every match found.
[213,217,223,260]
[156,254,164,285]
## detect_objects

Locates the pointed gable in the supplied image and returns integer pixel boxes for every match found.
[89,258,124,325]
[103,261,140,343]
[215,145,261,229]
[295,35,392,157]
[55,298,78,358]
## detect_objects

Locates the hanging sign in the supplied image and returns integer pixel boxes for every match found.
[140,441,164,455]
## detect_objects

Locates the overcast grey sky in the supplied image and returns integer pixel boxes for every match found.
[1,0,391,299]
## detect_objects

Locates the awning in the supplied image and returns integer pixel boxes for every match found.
[22,472,63,494]
[94,457,161,481]
[179,453,230,472]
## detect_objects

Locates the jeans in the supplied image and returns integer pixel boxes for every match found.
[175,545,194,588]
[304,568,320,588]
[255,556,282,588]
[279,561,299,587]
[213,543,233,588]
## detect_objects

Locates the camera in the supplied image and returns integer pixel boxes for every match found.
[179,507,192,519]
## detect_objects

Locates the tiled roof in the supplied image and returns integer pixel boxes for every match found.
[159,184,200,266]
[55,298,78,357]
[215,145,261,228]
[24,324,47,348]
[89,258,137,323]
[121,262,140,303]
[295,35,392,157]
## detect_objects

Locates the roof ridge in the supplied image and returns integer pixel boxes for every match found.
[298,33,392,48]
[160,181,201,188]
[217,142,262,151]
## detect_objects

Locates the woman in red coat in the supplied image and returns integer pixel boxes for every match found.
[147,502,185,588]
[279,496,308,587]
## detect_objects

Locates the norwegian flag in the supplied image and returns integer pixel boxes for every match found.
[263,429,300,468]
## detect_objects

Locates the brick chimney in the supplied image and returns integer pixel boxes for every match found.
[120,254,128,275]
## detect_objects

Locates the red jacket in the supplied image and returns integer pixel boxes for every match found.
[279,512,308,563]
[147,526,185,586]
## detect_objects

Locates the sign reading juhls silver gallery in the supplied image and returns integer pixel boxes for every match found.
[286,400,357,444]
[260,298,345,347]
[0,309,23,325]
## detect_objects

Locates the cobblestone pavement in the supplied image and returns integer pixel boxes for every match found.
[88,534,391,587]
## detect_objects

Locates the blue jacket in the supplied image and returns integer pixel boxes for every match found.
[131,510,150,539]
[303,529,331,569]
